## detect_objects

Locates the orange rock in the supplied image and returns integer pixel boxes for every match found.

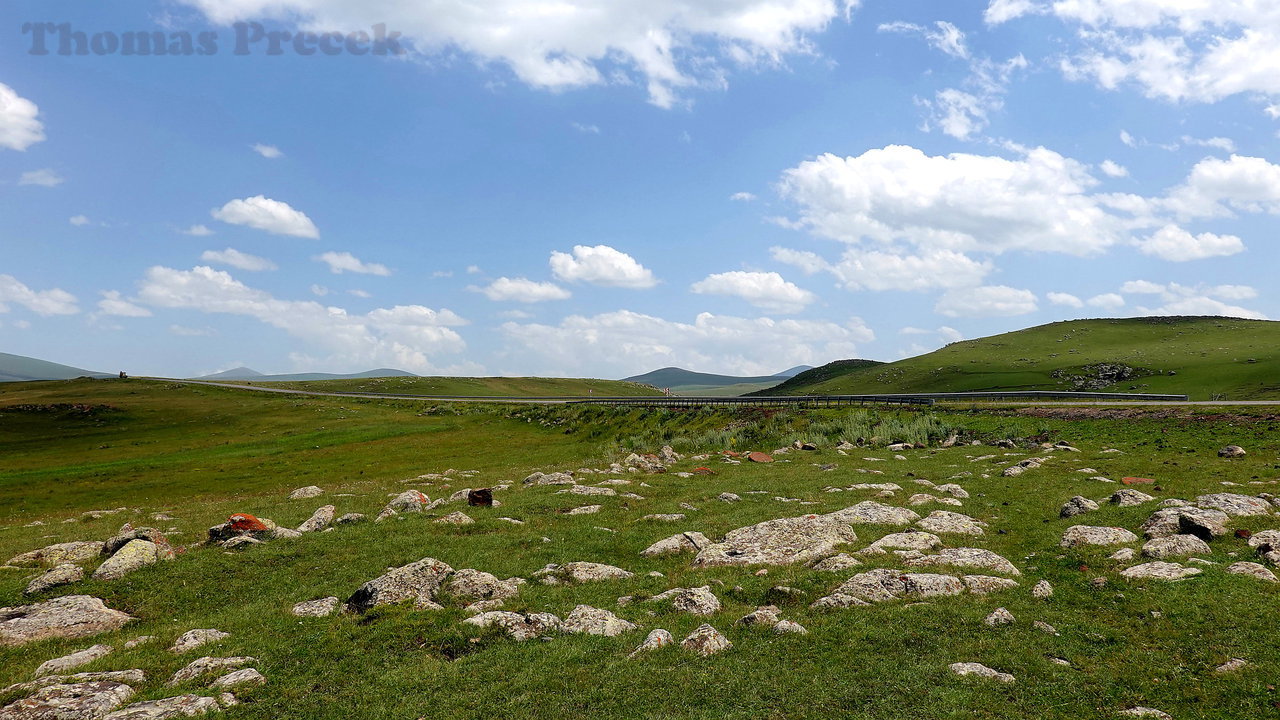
[746,452,774,464]
[227,513,269,532]
[1121,477,1155,485]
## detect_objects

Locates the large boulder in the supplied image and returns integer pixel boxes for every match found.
[828,502,920,526]
[1110,489,1155,507]
[346,557,454,612]
[641,532,711,557]
[1120,562,1202,581]
[691,513,858,567]
[92,540,159,581]
[1195,493,1272,517]
[1141,535,1211,559]
[916,511,986,536]
[562,605,637,636]
[102,525,172,558]
[523,472,576,486]
[949,662,1015,683]
[7,541,105,568]
[1140,507,1229,540]
[1218,445,1246,458]
[462,611,561,641]
[681,624,731,656]
[103,694,219,719]
[446,569,520,601]
[0,596,133,647]
[25,564,85,596]
[1060,526,1139,548]
[906,548,1020,575]
[34,644,114,677]
[0,681,135,718]
[207,514,275,544]
[297,505,335,533]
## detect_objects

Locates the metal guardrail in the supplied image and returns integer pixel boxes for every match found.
[871,390,1190,402]
[572,395,935,408]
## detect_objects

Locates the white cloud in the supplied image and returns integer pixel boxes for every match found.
[1047,291,1084,308]
[900,325,964,344]
[1120,280,1165,294]
[137,265,471,372]
[500,310,873,377]
[996,2,1280,105]
[690,271,816,313]
[96,290,153,318]
[1120,129,1137,147]
[730,191,757,202]
[1136,224,1244,261]
[1087,292,1125,310]
[18,169,63,187]
[780,144,1123,257]
[1162,154,1280,220]
[212,195,320,238]
[1181,136,1237,153]
[497,309,534,320]
[251,143,283,158]
[201,247,279,272]
[310,284,329,297]
[69,215,90,227]
[549,245,657,289]
[1118,280,1266,319]
[170,324,215,336]
[466,265,482,275]
[773,247,991,291]
[180,0,856,108]
[878,20,969,59]
[570,122,600,135]
[918,54,1027,140]
[315,251,391,276]
[348,289,371,298]
[474,277,571,303]
[1100,159,1128,177]
[938,326,963,342]
[431,270,454,278]
[183,224,215,236]
[936,285,1038,317]
[0,275,79,316]
[0,83,45,151]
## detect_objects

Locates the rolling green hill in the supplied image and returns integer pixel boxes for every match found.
[192,367,418,382]
[247,374,664,397]
[0,352,111,382]
[624,366,815,396]
[760,316,1280,401]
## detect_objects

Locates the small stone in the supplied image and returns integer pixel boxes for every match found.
[718,493,741,503]
[562,605,637,636]
[288,485,323,500]
[1110,489,1156,507]
[34,644,114,677]
[916,511,986,536]
[1142,535,1211,559]
[565,505,602,515]
[291,597,341,617]
[810,553,861,572]
[297,505,336,533]
[681,624,731,656]
[1119,708,1172,719]
[123,636,155,649]
[167,656,256,686]
[984,608,1015,626]
[1218,445,1246,458]
[1120,561,1202,581]
[641,532,711,557]
[1214,658,1248,673]
[1059,496,1099,518]
[629,629,674,657]
[436,511,474,525]
[1226,562,1277,582]
[1032,580,1053,599]
[735,606,781,627]
[24,564,84,596]
[1060,526,1139,548]
[335,513,366,525]
[1109,548,1137,562]
[211,668,265,689]
[169,629,229,654]
[1033,620,1058,635]
[949,662,1014,683]
[773,620,807,634]
[670,586,721,615]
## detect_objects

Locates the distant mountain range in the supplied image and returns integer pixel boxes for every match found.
[0,352,112,383]
[191,367,418,382]
[622,365,814,396]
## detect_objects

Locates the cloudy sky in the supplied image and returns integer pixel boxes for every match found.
[2,1,1277,378]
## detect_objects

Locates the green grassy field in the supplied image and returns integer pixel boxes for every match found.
[762,316,1280,400]
[241,375,663,397]
[2,379,1279,719]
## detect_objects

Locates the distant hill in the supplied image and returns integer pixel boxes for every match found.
[0,352,112,383]
[624,366,820,396]
[761,316,1280,401]
[192,368,417,382]
[250,375,663,397]
[774,365,814,378]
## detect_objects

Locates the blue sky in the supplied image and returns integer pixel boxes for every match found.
[2,0,1277,378]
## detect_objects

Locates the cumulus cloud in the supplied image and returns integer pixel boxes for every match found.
[95,291,153,318]
[917,55,1027,140]
[212,195,320,238]
[936,285,1038,317]
[549,245,657,288]
[1047,292,1084,308]
[1136,225,1244,261]
[201,247,279,272]
[1087,292,1125,310]
[690,271,815,313]
[0,83,45,151]
[474,277,571,303]
[878,20,969,59]
[18,169,63,187]
[991,1,1280,106]
[137,265,471,372]
[179,0,856,108]
[1118,280,1266,319]
[0,275,79,316]
[1181,136,1237,153]
[775,247,992,292]
[1161,154,1280,220]
[315,251,391,276]
[500,310,874,377]
[730,191,757,202]
[1100,160,1128,177]
[251,143,283,158]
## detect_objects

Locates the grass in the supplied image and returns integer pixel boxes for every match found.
[761,316,1280,400]
[243,375,662,397]
[1,379,1279,719]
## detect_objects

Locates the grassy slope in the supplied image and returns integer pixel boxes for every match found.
[1,381,1279,719]
[244,375,663,397]
[765,317,1280,400]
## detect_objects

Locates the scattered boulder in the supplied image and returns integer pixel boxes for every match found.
[1141,535,1211,559]
[557,485,616,497]
[7,541,105,568]
[436,511,474,525]
[1110,489,1155,507]
[523,472,576,486]
[297,506,335,533]
[25,564,84,596]
[169,629,229,654]
[640,514,686,522]
[963,576,1020,595]
[935,483,969,499]
[207,514,273,543]
[102,526,172,558]
[1119,708,1172,719]
[1195,493,1272,517]
[90,540,159,582]
[375,490,430,521]
[211,668,265,689]
[167,656,255,686]
[565,505,602,516]
[917,511,986,536]
[34,644,114,678]
[0,681,136,719]
[103,694,219,719]
[717,493,741,503]
[1060,526,1139,548]
[562,605,637,636]
[949,662,1014,683]
[773,620,807,634]
[335,513,366,525]
[1226,562,1277,582]
[1002,458,1045,477]
[810,553,862,572]
[641,532,711,557]
[346,557,454,612]
[906,548,1020,576]
[669,586,720,615]
[681,624,731,656]
[463,611,561,641]
[1059,496,1099,518]
[1218,445,1246,458]
[291,597,341,617]
[1120,562,1202,581]
[447,569,519,601]
[734,606,781,627]
[629,629,674,657]
[0,595,133,647]
[1032,580,1053,599]
[1215,658,1249,674]
[692,513,858,567]
[1110,548,1137,562]
[984,607,1015,626]
[829,502,920,526]
[864,531,941,553]
[1141,507,1229,540]
[289,486,323,500]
